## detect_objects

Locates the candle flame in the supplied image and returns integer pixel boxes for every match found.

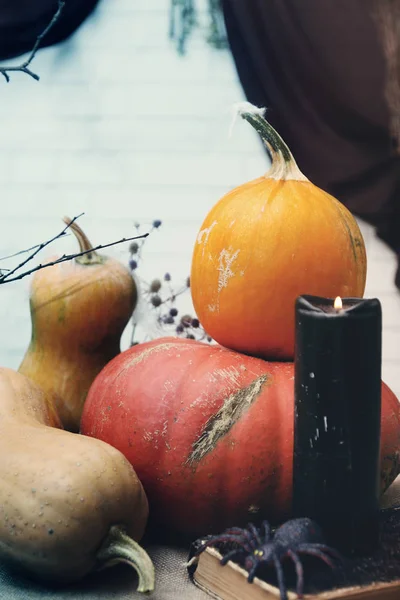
[334,296,343,311]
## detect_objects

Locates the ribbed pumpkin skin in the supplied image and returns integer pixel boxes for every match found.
[19,255,136,432]
[80,338,400,538]
[191,176,366,360]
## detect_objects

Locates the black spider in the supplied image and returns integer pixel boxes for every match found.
[194,517,342,600]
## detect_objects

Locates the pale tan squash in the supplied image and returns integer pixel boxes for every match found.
[0,367,154,591]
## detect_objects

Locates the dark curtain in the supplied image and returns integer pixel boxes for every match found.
[222,0,400,264]
[0,0,101,60]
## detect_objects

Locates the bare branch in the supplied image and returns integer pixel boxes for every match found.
[0,0,65,83]
[1,213,85,282]
[0,244,48,261]
[0,215,148,285]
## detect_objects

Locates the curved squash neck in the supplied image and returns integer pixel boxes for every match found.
[63,217,105,266]
[238,106,309,182]
[96,526,155,593]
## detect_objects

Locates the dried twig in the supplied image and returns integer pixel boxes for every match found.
[0,244,48,261]
[0,0,65,82]
[2,213,85,282]
[0,215,148,285]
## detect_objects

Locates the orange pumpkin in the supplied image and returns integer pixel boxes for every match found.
[190,104,367,360]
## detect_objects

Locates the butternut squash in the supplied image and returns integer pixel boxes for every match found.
[19,217,137,432]
[0,367,154,591]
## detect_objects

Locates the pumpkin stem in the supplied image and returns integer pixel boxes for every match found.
[235,102,308,182]
[63,217,104,265]
[96,525,155,593]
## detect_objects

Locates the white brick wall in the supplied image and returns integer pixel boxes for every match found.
[0,0,398,397]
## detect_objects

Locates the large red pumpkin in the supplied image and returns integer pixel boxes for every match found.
[80,338,400,537]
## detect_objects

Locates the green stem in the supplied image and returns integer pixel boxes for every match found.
[96,526,155,593]
[238,105,308,181]
[239,111,292,163]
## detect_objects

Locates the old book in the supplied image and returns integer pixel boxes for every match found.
[188,476,400,600]
[190,545,400,600]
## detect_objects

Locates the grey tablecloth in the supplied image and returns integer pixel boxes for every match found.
[1,476,399,600]
[0,544,208,600]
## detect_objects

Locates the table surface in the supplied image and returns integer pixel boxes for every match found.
[0,544,209,600]
[1,476,399,600]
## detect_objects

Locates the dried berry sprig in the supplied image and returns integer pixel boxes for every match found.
[175,312,212,343]
[128,220,213,346]
[129,219,162,271]
[169,0,228,55]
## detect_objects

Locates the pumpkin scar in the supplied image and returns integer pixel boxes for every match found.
[217,248,240,293]
[197,221,218,255]
[185,374,269,467]
[114,342,177,386]
[209,367,242,387]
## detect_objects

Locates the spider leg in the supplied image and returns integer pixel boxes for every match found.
[223,527,251,536]
[286,550,304,598]
[222,525,261,551]
[246,556,259,584]
[296,545,336,570]
[273,552,289,600]
[247,522,262,548]
[300,543,342,562]
[195,533,253,556]
[220,547,247,566]
[262,520,272,541]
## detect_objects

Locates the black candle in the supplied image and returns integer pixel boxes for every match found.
[293,295,382,555]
